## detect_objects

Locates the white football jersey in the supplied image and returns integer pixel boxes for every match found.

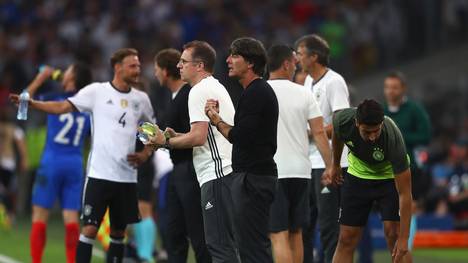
[304,69,349,168]
[68,82,155,183]
[268,79,322,179]
[188,76,234,186]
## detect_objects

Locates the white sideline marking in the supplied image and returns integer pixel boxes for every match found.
[92,248,105,258]
[0,254,22,263]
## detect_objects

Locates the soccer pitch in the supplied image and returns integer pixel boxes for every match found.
[0,216,467,263]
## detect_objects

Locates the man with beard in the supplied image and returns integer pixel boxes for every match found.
[10,48,156,263]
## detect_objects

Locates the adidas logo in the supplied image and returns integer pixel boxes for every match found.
[106,99,113,105]
[205,201,213,210]
[321,187,331,194]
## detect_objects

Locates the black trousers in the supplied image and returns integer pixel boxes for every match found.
[167,160,211,263]
[201,175,238,263]
[303,169,342,263]
[226,172,277,263]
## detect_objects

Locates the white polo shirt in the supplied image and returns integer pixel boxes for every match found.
[68,82,155,183]
[304,69,350,169]
[268,79,322,179]
[188,76,234,186]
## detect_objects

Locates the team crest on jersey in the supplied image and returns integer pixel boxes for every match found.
[84,205,93,216]
[120,99,128,108]
[131,101,140,112]
[372,147,385,161]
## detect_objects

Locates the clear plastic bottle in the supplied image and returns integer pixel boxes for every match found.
[17,89,30,120]
[137,122,159,144]
[39,65,63,81]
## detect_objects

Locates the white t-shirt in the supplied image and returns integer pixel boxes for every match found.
[188,76,234,186]
[268,79,322,179]
[68,82,155,183]
[304,69,349,168]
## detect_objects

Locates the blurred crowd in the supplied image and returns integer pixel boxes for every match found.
[1,0,468,97]
[1,0,468,228]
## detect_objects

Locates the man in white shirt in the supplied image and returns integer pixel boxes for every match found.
[267,44,333,263]
[153,48,211,263]
[295,34,350,263]
[10,48,155,263]
[150,41,237,263]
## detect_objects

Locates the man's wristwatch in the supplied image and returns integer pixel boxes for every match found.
[163,137,171,149]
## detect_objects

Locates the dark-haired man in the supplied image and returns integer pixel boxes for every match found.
[205,37,279,263]
[10,48,156,263]
[153,48,211,263]
[330,99,412,263]
[266,44,332,263]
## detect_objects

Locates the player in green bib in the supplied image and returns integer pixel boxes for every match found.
[329,99,412,263]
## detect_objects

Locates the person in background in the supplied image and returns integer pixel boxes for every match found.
[0,107,28,229]
[24,63,92,263]
[383,70,431,250]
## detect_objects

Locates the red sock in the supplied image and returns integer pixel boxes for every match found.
[30,222,47,263]
[65,223,80,263]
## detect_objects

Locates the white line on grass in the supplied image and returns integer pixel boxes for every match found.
[92,248,105,258]
[0,254,22,263]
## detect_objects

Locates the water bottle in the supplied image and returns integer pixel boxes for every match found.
[39,65,63,81]
[17,89,30,120]
[137,122,159,144]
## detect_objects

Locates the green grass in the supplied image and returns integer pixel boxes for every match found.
[0,215,104,263]
[373,249,468,263]
[1,215,467,263]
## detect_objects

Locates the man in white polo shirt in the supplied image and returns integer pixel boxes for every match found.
[150,40,237,263]
[296,34,350,263]
[267,44,332,263]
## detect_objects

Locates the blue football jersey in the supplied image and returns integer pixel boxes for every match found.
[39,92,91,157]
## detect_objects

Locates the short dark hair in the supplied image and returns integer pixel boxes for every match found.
[386,70,407,87]
[295,34,330,66]
[183,41,216,73]
[110,48,138,68]
[230,37,267,76]
[267,44,295,72]
[154,48,181,79]
[356,99,384,125]
[72,62,92,91]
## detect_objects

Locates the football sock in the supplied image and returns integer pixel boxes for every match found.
[107,235,125,263]
[134,217,156,262]
[65,223,80,263]
[76,234,94,263]
[31,222,47,263]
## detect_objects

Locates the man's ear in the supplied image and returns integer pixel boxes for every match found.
[282,60,290,71]
[114,63,121,73]
[247,60,254,70]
